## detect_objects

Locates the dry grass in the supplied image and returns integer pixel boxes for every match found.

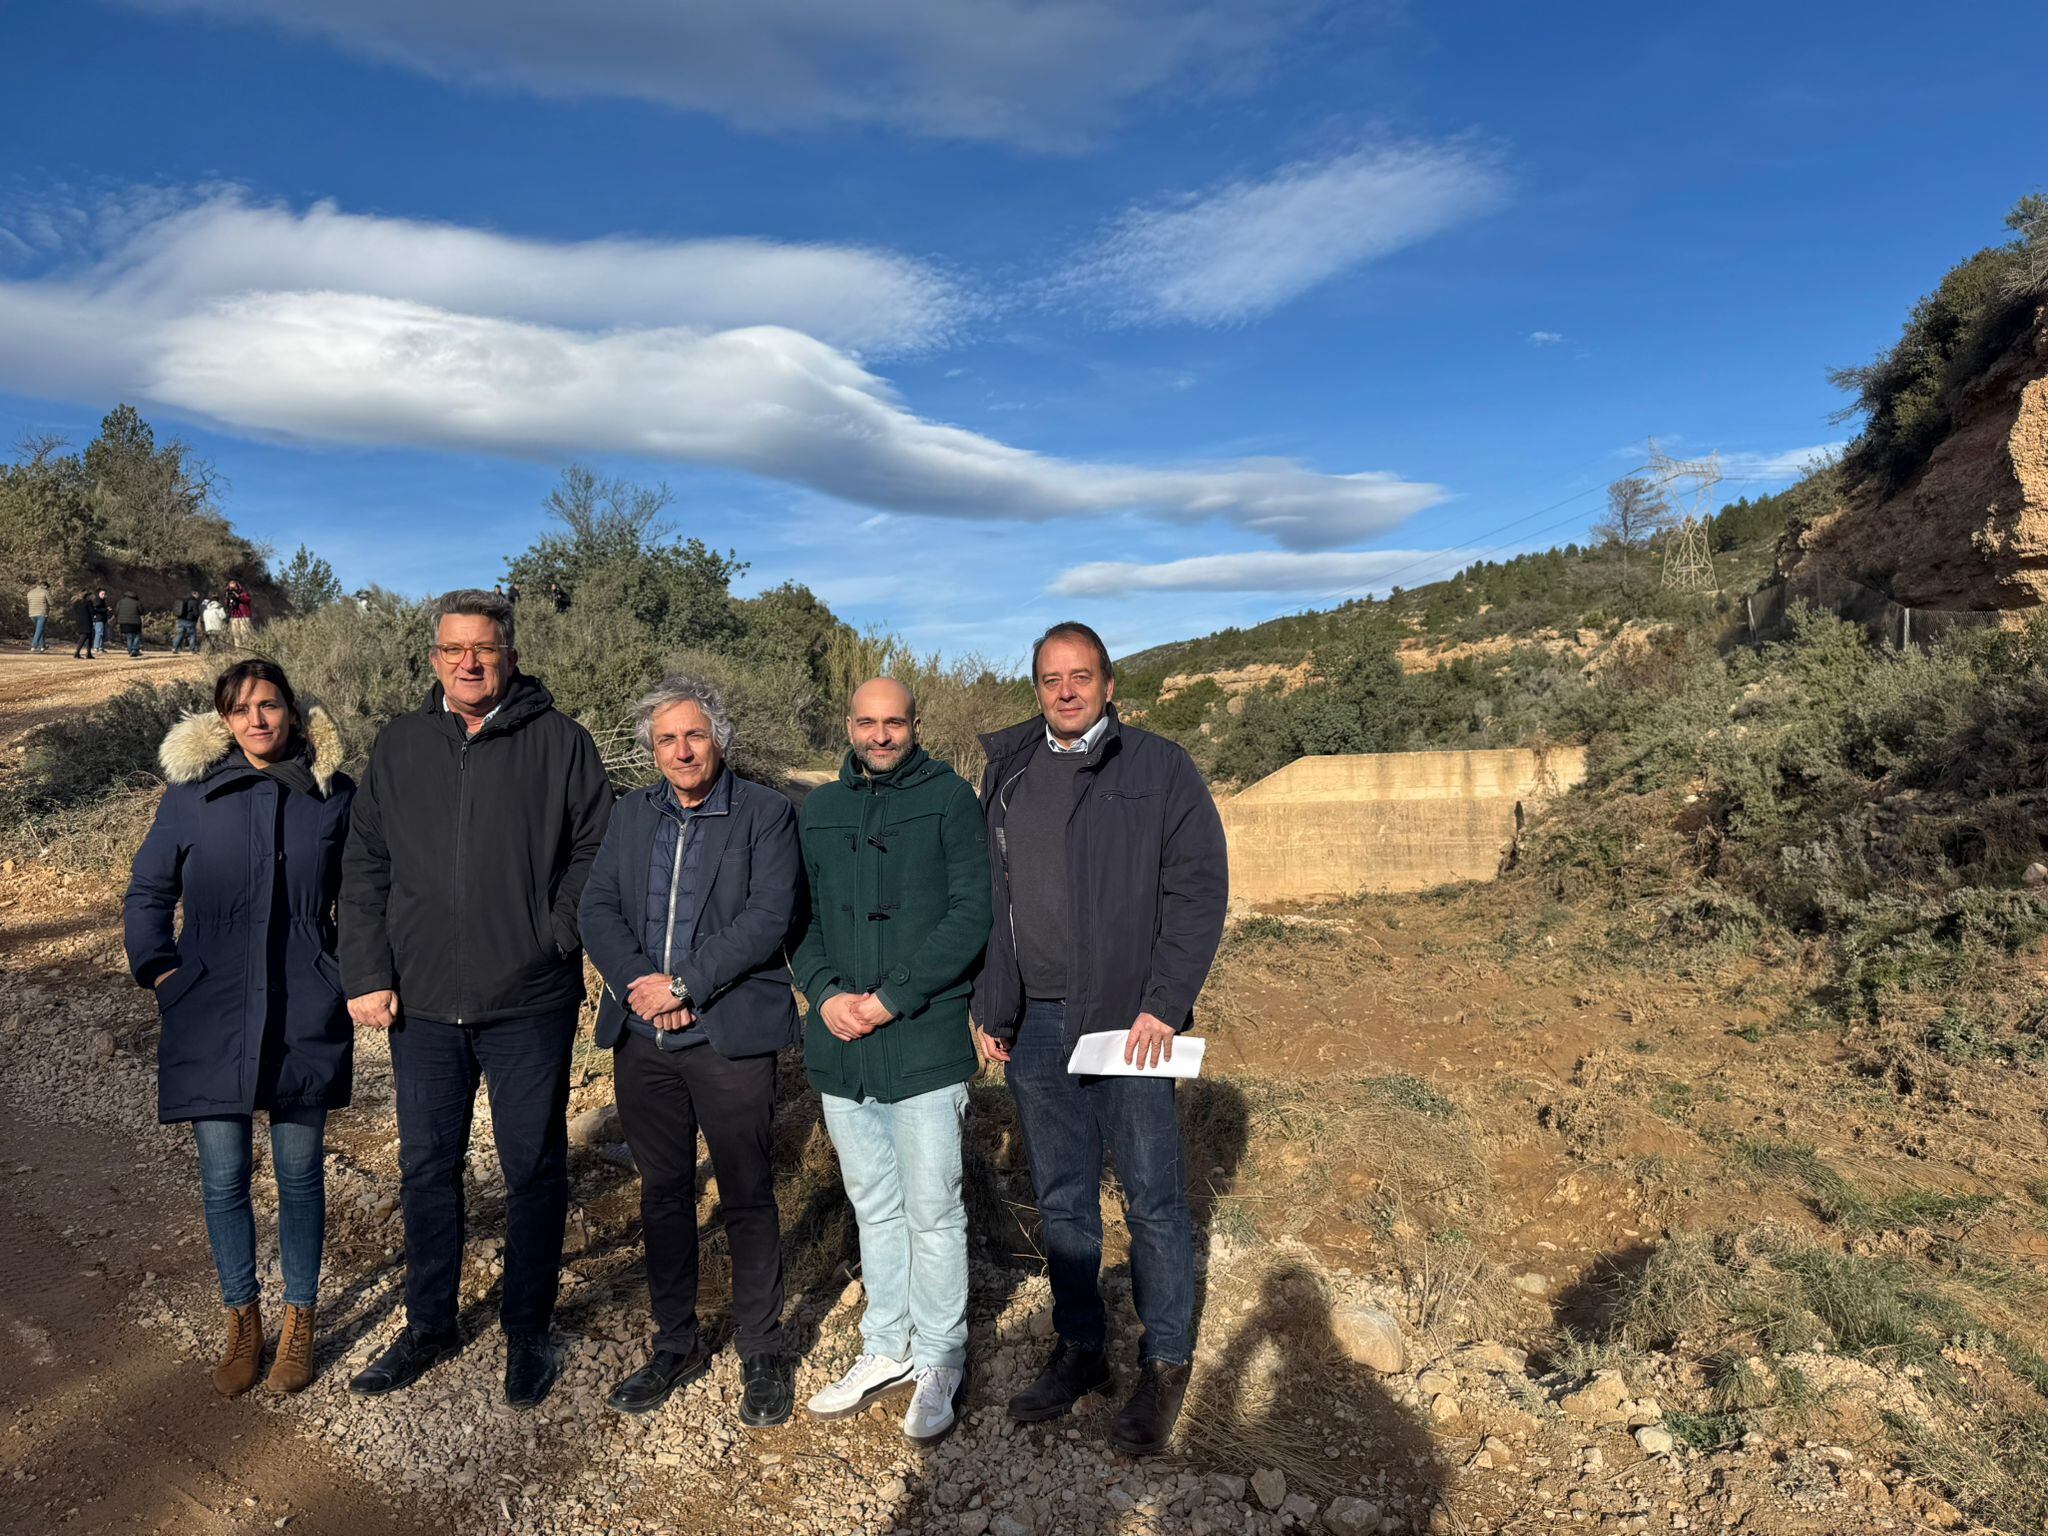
[9,784,161,871]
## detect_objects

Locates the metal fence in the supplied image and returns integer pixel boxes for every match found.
[1743,572,2010,650]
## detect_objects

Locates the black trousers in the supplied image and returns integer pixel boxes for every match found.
[613,1031,784,1358]
[389,1007,575,1339]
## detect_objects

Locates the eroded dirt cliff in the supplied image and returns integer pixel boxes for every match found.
[1785,305,2048,609]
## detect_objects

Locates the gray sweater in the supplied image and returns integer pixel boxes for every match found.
[1001,737,1101,999]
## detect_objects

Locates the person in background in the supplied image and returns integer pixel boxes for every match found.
[971,621,1228,1458]
[550,580,570,613]
[226,579,255,642]
[123,659,355,1397]
[504,579,522,607]
[172,589,203,654]
[792,677,990,1444]
[339,589,612,1410]
[91,588,110,654]
[115,590,144,657]
[201,595,228,650]
[26,578,50,652]
[71,589,97,659]
[579,676,804,1428]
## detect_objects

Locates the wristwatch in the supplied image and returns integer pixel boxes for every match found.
[668,975,692,1006]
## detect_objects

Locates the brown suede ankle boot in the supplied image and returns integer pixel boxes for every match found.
[211,1300,263,1396]
[266,1303,316,1394]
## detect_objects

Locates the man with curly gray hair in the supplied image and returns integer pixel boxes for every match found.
[579,675,804,1428]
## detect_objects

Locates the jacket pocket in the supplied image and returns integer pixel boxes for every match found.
[312,951,347,1000]
[153,958,208,1012]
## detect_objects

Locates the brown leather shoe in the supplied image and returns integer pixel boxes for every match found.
[266,1303,316,1394]
[211,1301,263,1397]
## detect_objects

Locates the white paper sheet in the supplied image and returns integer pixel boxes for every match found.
[1065,1030,1207,1078]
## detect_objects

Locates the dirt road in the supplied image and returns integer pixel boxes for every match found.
[0,1093,433,1536]
[0,647,209,750]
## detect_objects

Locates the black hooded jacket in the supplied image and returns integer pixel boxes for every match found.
[338,673,613,1024]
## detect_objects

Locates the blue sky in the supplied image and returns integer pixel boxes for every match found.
[2,1,2043,663]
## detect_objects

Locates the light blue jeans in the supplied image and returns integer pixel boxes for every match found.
[192,1109,328,1309]
[821,1082,970,1369]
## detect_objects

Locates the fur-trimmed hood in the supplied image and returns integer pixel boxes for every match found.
[159,703,344,793]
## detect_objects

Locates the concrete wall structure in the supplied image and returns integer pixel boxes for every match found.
[1219,746,1587,905]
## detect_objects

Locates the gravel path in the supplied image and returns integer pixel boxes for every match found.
[0,870,2002,1536]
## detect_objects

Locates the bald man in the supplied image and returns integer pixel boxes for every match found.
[790,678,991,1444]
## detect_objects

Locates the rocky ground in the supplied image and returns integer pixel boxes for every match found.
[0,646,2013,1534]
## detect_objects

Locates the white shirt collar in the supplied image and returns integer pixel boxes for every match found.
[1045,713,1110,755]
[444,694,506,733]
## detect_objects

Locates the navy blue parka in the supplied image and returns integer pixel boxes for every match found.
[123,708,356,1124]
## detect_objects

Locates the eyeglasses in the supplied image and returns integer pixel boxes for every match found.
[432,643,506,662]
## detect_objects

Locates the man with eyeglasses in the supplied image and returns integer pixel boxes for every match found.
[339,588,612,1409]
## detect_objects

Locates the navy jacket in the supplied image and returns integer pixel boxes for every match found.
[970,709,1228,1049]
[580,770,803,1059]
[123,710,355,1124]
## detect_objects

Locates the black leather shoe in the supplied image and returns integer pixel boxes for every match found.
[504,1333,560,1410]
[347,1326,461,1396]
[1109,1360,1191,1456]
[606,1343,712,1415]
[739,1354,794,1428]
[1006,1339,1113,1423]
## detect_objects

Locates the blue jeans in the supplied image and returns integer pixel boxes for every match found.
[124,628,141,656]
[192,1109,328,1309]
[30,615,46,650]
[822,1083,970,1369]
[92,619,106,652]
[172,620,197,653]
[1005,999,1195,1364]
[389,1008,574,1338]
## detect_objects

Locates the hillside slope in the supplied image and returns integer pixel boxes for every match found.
[1785,304,2048,608]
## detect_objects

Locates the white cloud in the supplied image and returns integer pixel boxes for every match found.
[1718,442,1845,481]
[1052,548,1459,595]
[1527,330,1563,346]
[112,0,1304,149]
[0,191,1444,551]
[7,187,960,355]
[1062,141,1504,325]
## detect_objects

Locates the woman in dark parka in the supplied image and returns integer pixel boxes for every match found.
[123,660,355,1397]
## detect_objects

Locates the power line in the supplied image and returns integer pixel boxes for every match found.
[1321,466,1648,602]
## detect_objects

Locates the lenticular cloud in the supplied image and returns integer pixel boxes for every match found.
[0,189,1444,550]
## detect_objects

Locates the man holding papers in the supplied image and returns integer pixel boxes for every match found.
[971,621,1229,1457]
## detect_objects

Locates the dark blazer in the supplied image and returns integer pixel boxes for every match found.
[123,711,355,1123]
[970,708,1229,1050]
[580,769,803,1059]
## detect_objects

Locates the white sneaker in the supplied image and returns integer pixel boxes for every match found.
[901,1365,963,1443]
[806,1352,913,1419]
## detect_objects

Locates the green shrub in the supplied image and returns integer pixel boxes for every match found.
[8,679,212,816]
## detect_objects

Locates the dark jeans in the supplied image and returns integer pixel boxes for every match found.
[389,1007,575,1339]
[612,1030,784,1358]
[172,619,197,653]
[1006,998,1195,1364]
[192,1108,328,1308]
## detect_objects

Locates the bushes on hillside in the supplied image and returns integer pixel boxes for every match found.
[1830,195,2046,494]
[5,679,211,822]
[1524,606,2048,1037]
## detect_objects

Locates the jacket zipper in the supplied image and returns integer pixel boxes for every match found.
[453,737,469,1023]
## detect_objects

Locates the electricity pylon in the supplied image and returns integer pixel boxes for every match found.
[1648,438,1721,593]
